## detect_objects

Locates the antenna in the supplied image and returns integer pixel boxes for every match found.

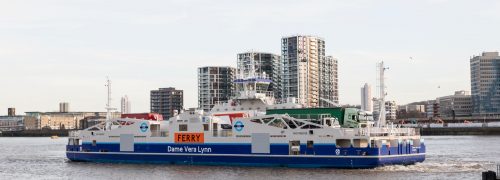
[105,77,117,130]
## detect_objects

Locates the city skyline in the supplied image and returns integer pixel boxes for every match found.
[1,0,499,114]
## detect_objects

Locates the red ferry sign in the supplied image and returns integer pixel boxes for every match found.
[174,133,204,143]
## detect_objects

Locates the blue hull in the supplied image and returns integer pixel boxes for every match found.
[66,152,425,168]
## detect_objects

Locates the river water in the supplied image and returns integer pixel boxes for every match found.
[0,136,498,180]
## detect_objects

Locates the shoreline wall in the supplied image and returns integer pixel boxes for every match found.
[0,130,69,137]
[421,127,500,136]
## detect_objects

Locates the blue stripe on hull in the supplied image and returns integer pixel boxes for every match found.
[69,143,425,156]
[66,152,425,169]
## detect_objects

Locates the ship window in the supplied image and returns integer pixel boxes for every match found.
[268,119,287,129]
[250,119,262,124]
[179,124,188,131]
[301,124,321,129]
[203,124,209,131]
[336,139,351,148]
[282,117,297,129]
[262,117,274,124]
[221,124,232,129]
[307,141,314,148]
[294,120,305,127]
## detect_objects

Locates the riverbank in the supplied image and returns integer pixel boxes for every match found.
[0,130,69,137]
[420,127,500,136]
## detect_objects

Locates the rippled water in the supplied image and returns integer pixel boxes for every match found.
[0,136,499,180]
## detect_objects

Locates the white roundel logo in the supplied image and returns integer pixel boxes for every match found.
[140,122,149,132]
[335,149,340,155]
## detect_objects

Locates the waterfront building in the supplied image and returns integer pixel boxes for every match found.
[59,102,69,113]
[0,116,25,131]
[0,108,24,131]
[198,66,236,112]
[79,115,106,129]
[237,52,281,101]
[361,83,373,112]
[150,87,183,119]
[397,104,426,119]
[374,100,397,120]
[24,111,121,130]
[121,95,131,114]
[425,100,440,118]
[436,90,472,118]
[401,105,426,113]
[281,35,338,107]
[386,101,397,120]
[470,51,500,116]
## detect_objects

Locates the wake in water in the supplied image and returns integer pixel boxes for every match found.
[372,160,495,173]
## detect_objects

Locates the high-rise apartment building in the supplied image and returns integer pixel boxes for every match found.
[150,87,183,119]
[59,102,69,113]
[361,83,373,112]
[198,66,236,112]
[237,52,281,101]
[319,56,339,107]
[121,95,131,114]
[8,108,15,116]
[470,52,500,116]
[281,35,338,107]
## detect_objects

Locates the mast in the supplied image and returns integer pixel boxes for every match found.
[105,77,116,130]
[376,61,388,128]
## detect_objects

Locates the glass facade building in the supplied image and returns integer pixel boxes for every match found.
[470,52,500,116]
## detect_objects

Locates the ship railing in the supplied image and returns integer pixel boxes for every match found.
[69,130,80,138]
[358,127,419,137]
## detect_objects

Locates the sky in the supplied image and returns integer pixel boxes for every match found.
[1,0,500,115]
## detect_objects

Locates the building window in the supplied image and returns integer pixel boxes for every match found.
[203,124,209,131]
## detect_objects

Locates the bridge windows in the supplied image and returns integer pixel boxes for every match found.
[301,124,321,129]
[179,124,188,131]
[262,117,274,124]
[268,119,287,129]
[282,117,298,129]
[250,119,262,124]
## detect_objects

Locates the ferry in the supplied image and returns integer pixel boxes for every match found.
[66,60,425,168]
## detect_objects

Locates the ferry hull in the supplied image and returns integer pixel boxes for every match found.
[66,152,425,168]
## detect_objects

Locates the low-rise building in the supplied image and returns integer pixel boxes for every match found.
[0,115,25,131]
[426,100,439,118]
[25,111,120,130]
[374,100,397,120]
[437,90,472,118]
